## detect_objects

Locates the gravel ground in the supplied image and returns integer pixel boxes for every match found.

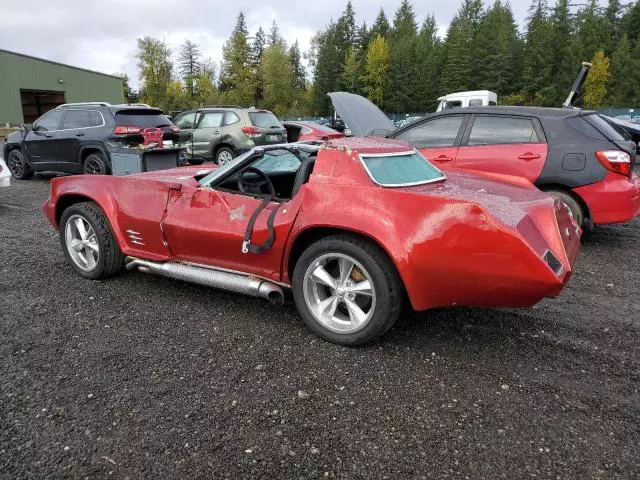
[1,174,639,479]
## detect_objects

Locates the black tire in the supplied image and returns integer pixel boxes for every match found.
[214,147,235,165]
[292,234,404,346]
[83,152,110,175]
[7,149,34,180]
[547,190,584,227]
[59,202,124,280]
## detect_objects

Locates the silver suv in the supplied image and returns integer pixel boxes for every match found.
[172,106,286,165]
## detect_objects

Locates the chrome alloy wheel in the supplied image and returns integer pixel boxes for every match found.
[302,253,376,334]
[64,215,100,272]
[217,150,233,165]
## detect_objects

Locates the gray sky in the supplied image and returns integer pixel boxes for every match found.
[0,0,533,87]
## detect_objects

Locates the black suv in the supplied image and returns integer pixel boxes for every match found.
[3,102,179,179]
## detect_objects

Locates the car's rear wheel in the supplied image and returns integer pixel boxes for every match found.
[548,190,584,227]
[7,149,34,180]
[83,152,110,175]
[59,202,124,280]
[292,235,403,345]
[215,147,234,165]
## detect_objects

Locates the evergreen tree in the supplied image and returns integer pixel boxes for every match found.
[341,46,362,93]
[251,27,267,105]
[414,15,442,111]
[289,41,306,91]
[620,1,640,42]
[178,40,201,98]
[604,0,622,51]
[363,35,390,106]
[584,49,610,108]
[370,8,391,40]
[575,0,608,61]
[392,0,418,38]
[607,34,640,106]
[385,0,419,112]
[473,1,523,96]
[440,0,484,93]
[218,12,256,106]
[268,20,285,47]
[522,0,554,104]
[311,2,358,114]
[261,44,294,116]
[549,0,578,104]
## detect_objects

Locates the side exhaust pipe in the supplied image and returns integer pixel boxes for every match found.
[125,257,285,305]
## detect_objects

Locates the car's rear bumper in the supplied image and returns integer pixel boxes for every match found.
[573,172,640,225]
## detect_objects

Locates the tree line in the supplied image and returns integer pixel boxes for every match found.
[127,13,308,116]
[125,0,640,116]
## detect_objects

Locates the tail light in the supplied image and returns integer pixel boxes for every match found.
[113,125,142,135]
[595,150,632,176]
[170,126,179,133]
[242,126,261,138]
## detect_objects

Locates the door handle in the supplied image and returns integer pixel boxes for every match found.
[518,152,541,161]
[75,132,85,137]
[44,134,54,138]
[434,155,454,162]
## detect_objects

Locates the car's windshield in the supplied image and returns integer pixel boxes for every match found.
[360,151,446,187]
[198,150,253,186]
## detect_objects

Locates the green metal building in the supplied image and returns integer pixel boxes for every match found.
[0,49,124,126]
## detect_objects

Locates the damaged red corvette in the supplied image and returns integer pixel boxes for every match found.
[43,136,581,345]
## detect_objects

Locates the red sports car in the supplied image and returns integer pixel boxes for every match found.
[283,121,345,143]
[44,137,580,345]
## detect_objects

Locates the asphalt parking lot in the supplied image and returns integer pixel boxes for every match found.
[1,175,639,479]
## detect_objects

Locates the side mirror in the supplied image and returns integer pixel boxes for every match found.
[23,123,33,131]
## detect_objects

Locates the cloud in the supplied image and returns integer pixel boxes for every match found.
[0,0,533,88]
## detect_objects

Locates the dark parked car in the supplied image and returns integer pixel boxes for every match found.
[330,92,640,227]
[3,102,180,179]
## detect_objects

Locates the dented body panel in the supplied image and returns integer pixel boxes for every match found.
[44,136,581,312]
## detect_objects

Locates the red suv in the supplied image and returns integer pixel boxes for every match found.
[330,92,640,227]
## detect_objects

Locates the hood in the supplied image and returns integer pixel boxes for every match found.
[328,92,395,137]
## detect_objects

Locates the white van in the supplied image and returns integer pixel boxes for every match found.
[436,90,498,112]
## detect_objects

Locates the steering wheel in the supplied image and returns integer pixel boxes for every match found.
[237,167,276,197]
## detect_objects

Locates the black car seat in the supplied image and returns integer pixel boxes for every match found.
[291,156,317,197]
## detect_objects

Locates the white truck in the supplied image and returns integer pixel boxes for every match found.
[435,90,498,112]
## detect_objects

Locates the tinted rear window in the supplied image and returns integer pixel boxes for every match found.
[249,111,281,128]
[585,114,627,141]
[115,110,172,128]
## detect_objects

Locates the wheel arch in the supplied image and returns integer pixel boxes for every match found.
[284,226,406,294]
[537,183,591,220]
[78,144,109,165]
[53,191,126,251]
[213,142,236,158]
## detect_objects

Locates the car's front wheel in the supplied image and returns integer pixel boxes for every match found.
[292,235,403,345]
[7,149,34,180]
[59,202,124,279]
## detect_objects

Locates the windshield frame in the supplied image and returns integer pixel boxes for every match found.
[358,150,447,188]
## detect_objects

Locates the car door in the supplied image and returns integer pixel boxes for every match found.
[57,109,103,171]
[24,109,65,167]
[161,150,304,281]
[393,115,468,167]
[173,111,196,143]
[454,115,548,182]
[191,111,224,161]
